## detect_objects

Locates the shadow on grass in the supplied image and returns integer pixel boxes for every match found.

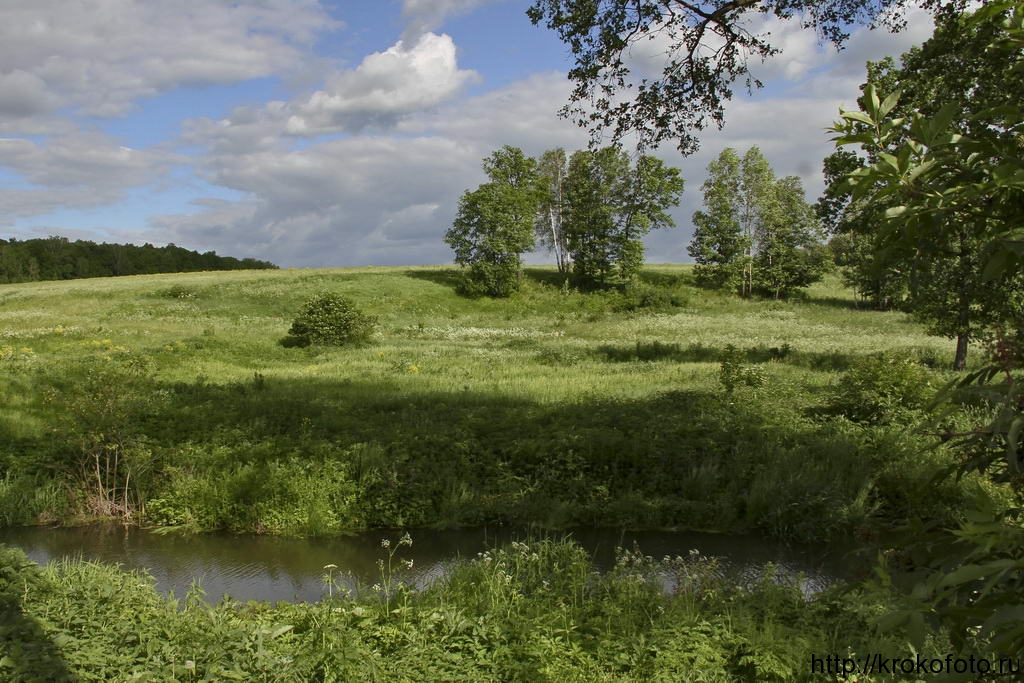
[803,295,873,312]
[636,270,690,288]
[595,341,854,371]
[402,268,463,289]
[0,548,77,682]
[47,364,900,540]
[522,268,574,288]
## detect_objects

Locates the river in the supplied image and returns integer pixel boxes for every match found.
[0,525,855,603]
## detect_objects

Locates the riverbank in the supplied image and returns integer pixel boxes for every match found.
[0,538,955,682]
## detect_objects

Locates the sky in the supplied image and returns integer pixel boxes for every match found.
[0,0,938,268]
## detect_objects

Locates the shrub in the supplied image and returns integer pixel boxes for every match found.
[826,354,934,425]
[719,344,764,394]
[614,283,686,312]
[285,293,376,347]
[456,261,521,298]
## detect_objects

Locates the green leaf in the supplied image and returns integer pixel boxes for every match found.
[878,90,901,118]
[878,153,900,173]
[906,159,936,183]
[865,83,881,118]
[841,110,876,126]
[269,624,294,639]
[939,560,1020,588]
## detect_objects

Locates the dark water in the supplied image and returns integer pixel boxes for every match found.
[0,525,855,604]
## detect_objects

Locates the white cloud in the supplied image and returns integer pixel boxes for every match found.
[401,0,503,42]
[0,0,336,124]
[285,33,480,134]
[0,132,171,189]
[0,130,175,218]
[399,71,587,150]
[185,32,481,146]
[149,135,486,266]
[152,66,596,267]
[0,188,124,220]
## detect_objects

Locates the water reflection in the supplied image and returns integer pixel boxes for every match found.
[0,525,853,604]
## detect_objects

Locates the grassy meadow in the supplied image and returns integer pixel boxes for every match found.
[0,265,1006,539]
[2,265,1018,681]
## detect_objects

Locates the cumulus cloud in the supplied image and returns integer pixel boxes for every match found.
[0,0,336,125]
[0,130,175,217]
[398,71,587,149]
[285,33,480,134]
[0,188,125,220]
[149,136,486,266]
[184,32,480,148]
[401,0,503,42]
[8,0,942,267]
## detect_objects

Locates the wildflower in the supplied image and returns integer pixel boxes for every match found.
[402,559,414,569]
[323,564,338,570]
[381,539,390,549]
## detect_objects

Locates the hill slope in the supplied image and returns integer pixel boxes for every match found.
[0,265,998,538]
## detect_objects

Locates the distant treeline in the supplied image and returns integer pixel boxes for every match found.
[0,237,277,284]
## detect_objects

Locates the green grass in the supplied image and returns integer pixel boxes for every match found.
[0,539,965,682]
[0,265,1009,539]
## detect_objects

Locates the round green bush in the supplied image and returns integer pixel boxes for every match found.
[827,354,933,425]
[286,293,376,347]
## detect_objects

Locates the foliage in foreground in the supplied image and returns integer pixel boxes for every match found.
[830,0,1024,653]
[0,539,967,682]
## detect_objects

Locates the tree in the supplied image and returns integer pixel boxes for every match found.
[688,148,746,289]
[754,176,827,298]
[535,148,572,273]
[689,146,823,297]
[563,146,684,288]
[816,149,907,309]
[444,146,543,297]
[831,7,1024,368]
[527,0,968,152]
[737,147,775,297]
[831,3,1024,655]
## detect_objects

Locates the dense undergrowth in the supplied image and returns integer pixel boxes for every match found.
[0,538,965,682]
[0,266,1012,540]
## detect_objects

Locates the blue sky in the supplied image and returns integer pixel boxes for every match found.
[0,0,935,267]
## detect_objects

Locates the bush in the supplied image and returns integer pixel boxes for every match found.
[285,293,376,347]
[456,261,521,298]
[719,344,764,394]
[614,283,686,312]
[826,354,934,425]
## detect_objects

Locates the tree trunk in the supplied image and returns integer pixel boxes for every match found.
[953,230,971,371]
[954,332,968,371]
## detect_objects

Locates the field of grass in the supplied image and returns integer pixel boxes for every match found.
[2,265,1020,681]
[0,265,1009,538]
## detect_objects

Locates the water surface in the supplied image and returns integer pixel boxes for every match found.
[0,525,854,603]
